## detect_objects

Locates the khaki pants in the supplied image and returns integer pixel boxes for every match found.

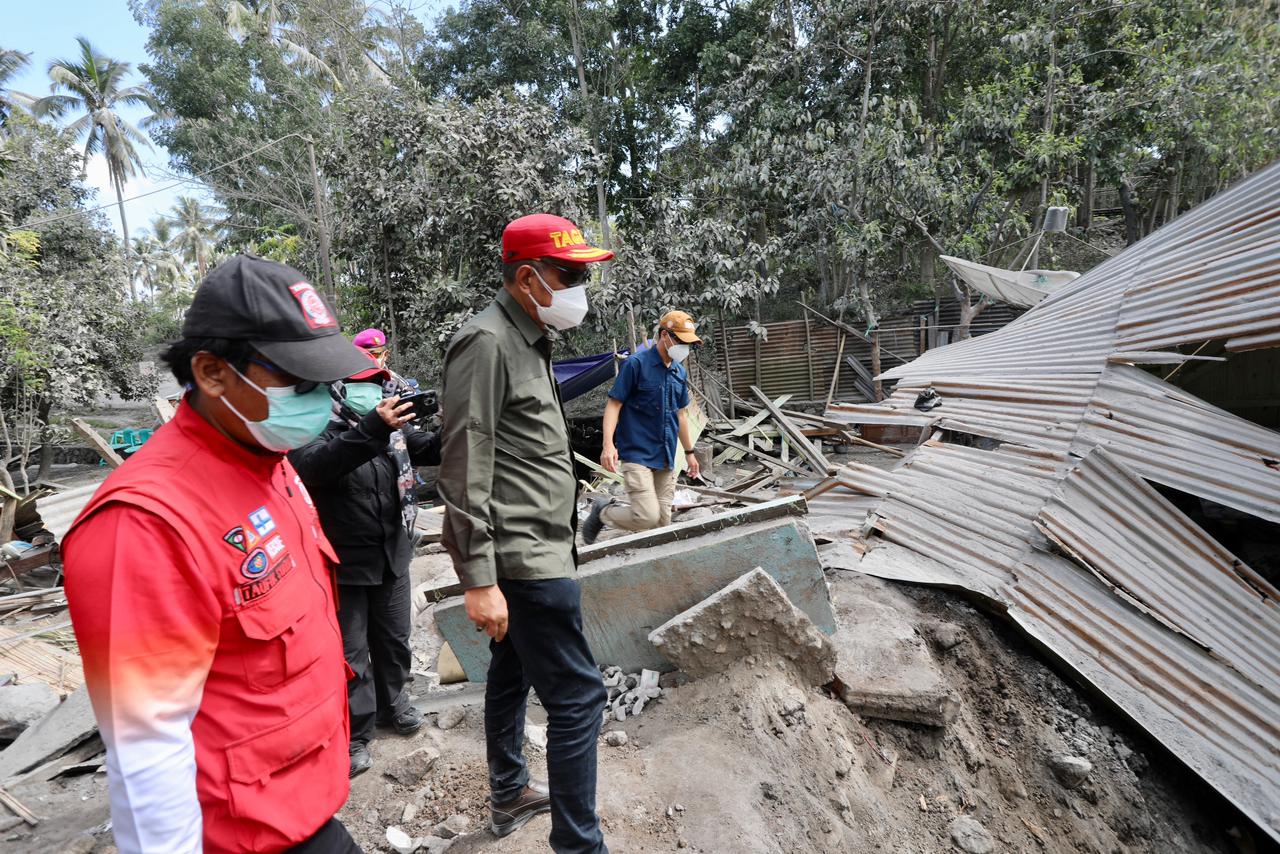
[600,462,676,532]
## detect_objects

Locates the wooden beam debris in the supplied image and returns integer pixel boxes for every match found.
[750,386,833,474]
[70,419,123,468]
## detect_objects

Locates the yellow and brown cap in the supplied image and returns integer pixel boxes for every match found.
[659,310,701,344]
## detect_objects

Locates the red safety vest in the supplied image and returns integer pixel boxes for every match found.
[65,399,350,852]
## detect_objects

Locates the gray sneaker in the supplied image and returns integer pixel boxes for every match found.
[581,498,610,545]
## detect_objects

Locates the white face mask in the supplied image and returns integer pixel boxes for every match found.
[668,342,690,364]
[532,267,589,330]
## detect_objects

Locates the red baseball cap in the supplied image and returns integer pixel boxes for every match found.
[347,353,389,383]
[502,214,614,264]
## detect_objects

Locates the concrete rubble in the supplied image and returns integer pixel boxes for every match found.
[0,684,97,781]
[648,567,836,686]
[826,572,959,727]
[384,743,441,786]
[600,665,662,722]
[0,684,59,745]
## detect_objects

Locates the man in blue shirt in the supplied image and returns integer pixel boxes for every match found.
[581,310,703,544]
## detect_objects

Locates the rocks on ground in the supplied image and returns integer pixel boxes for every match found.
[436,706,466,731]
[948,816,994,854]
[385,743,442,786]
[1048,754,1094,789]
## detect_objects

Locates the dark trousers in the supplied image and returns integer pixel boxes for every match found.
[338,572,413,746]
[286,818,362,853]
[486,578,609,854]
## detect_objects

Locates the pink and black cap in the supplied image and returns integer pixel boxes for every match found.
[181,254,371,382]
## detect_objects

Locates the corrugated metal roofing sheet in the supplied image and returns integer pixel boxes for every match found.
[815,159,1280,840]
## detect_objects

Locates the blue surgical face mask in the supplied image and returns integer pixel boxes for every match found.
[344,382,383,416]
[221,364,333,452]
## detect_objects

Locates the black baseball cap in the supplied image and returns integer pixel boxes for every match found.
[181,254,371,382]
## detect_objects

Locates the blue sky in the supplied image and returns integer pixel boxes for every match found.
[6,0,451,240]
[6,1,198,238]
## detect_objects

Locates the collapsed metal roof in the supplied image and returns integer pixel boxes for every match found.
[822,160,1280,840]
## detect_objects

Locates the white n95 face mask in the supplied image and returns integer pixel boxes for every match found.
[532,267,590,330]
[668,343,691,364]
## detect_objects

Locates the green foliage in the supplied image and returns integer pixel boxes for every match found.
[131,0,1278,355]
[0,117,155,430]
[323,86,597,369]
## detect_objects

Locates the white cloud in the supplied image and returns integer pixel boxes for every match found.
[81,153,183,239]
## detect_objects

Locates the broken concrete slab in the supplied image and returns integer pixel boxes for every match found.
[0,684,59,744]
[0,685,96,781]
[827,572,959,727]
[648,568,837,686]
[437,510,834,682]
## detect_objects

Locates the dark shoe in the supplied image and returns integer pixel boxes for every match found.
[581,498,610,545]
[384,706,425,736]
[349,741,372,778]
[489,779,551,838]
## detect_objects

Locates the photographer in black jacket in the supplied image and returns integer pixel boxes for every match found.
[290,358,441,777]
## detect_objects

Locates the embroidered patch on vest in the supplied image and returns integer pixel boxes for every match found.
[222,526,248,553]
[241,548,270,579]
[248,506,276,537]
[234,556,296,605]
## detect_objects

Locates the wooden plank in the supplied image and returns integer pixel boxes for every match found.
[750,385,833,474]
[574,452,624,484]
[707,434,812,477]
[682,483,770,504]
[70,419,123,468]
[0,785,39,825]
[153,396,177,424]
[728,394,792,437]
[843,355,877,402]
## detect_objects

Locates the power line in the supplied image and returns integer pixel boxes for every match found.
[16,132,306,230]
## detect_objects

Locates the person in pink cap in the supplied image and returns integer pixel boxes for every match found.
[353,328,414,396]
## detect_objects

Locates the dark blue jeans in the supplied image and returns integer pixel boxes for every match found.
[486,577,609,854]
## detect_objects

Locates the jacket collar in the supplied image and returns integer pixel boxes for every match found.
[173,393,284,473]
[496,287,546,348]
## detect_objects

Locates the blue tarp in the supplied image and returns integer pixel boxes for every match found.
[554,340,654,403]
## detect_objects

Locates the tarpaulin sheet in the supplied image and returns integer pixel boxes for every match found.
[554,341,654,402]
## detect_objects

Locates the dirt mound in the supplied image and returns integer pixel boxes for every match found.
[343,570,1242,854]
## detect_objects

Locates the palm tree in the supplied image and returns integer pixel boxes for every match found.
[168,196,223,281]
[221,1,339,87]
[31,38,158,300]
[0,49,34,130]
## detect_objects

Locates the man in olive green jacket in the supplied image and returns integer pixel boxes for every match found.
[438,214,612,854]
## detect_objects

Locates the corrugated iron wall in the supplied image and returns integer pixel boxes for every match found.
[713,300,1021,403]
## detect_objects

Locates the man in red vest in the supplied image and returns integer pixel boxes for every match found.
[63,256,376,853]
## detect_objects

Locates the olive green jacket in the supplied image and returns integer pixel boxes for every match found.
[438,287,578,588]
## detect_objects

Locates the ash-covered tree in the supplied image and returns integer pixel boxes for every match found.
[0,116,154,500]
[323,87,598,378]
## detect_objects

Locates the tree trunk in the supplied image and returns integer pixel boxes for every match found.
[1030,0,1058,270]
[568,0,612,269]
[956,294,989,341]
[1119,180,1140,246]
[1080,158,1095,232]
[36,397,52,484]
[114,174,135,301]
[870,331,883,402]
[0,403,17,542]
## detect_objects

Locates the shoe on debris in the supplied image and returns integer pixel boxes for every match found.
[581,498,610,545]
[350,741,372,778]
[489,779,551,838]
[914,387,943,411]
[380,706,426,736]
